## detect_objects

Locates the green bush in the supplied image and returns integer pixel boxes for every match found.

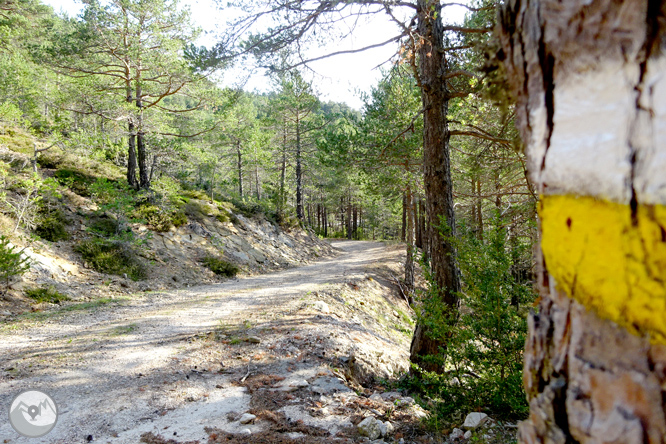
[74,239,146,280]
[54,169,96,196]
[89,217,120,237]
[405,214,535,422]
[202,256,239,277]
[0,235,30,290]
[35,209,69,242]
[25,286,70,304]
[132,204,187,232]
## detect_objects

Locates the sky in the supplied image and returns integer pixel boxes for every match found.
[42,0,469,110]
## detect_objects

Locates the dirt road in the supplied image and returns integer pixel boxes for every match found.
[0,241,401,443]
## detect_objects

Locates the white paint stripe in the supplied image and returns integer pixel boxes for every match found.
[530,58,666,206]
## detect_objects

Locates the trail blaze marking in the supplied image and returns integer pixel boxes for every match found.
[540,195,666,343]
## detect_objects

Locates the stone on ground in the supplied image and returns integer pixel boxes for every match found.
[239,413,256,424]
[358,416,382,440]
[462,412,488,430]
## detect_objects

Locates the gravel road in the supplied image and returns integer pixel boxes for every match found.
[0,241,390,444]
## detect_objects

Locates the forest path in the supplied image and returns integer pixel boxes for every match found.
[0,240,395,444]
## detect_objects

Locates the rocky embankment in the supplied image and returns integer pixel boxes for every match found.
[1,192,332,316]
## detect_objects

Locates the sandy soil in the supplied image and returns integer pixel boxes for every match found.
[0,241,412,444]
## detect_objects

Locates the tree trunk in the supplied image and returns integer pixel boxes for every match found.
[352,205,358,240]
[405,184,415,293]
[499,0,666,441]
[410,0,461,372]
[295,114,304,220]
[346,196,352,240]
[401,192,407,242]
[125,55,138,190]
[127,122,138,189]
[415,196,422,249]
[323,206,328,237]
[237,142,243,198]
[135,61,149,189]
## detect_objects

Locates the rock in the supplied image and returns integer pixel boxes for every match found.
[246,336,261,344]
[369,393,383,402]
[379,421,394,437]
[290,379,309,389]
[310,376,351,395]
[463,412,488,430]
[241,429,252,436]
[357,416,381,440]
[313,300,330,313]
[239,413,256,424]
[449,428,464,440]
[464,430,472,440]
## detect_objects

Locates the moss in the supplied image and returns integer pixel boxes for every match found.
[25,286,70,304]
[74,239,146,280]
[180,190,210,201]
[215,211,230,223]
[183,199,218,221]
[202,256,239,277]
[35,209,69,242]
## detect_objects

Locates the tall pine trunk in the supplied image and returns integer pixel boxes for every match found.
[499,0,666,441]
[405,184,415,293]
[410,0,461,372]
[295,114,304,220]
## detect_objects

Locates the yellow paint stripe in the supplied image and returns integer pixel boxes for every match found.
[540,195,666,343]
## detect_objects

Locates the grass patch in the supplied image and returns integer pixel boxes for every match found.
[25,286,70,304]
[109,323,138,336]
[75,239,147,280]
[202,256,239,277]
[35,209,69,242]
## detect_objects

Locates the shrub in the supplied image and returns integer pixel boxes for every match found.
[0,235,30,290]
[89,217,120,237]
[25,286,70,304]
[202,256,239,277]
[35,209,69,242]
[132,204,187,232]
[74,239,146,280]
[183,199,217,221]
[405,214,535,422]
[54,169,96,196]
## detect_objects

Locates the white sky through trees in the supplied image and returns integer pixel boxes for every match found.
[43,0,469,110]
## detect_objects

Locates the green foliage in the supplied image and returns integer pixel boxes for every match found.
[132,204,186,232]
[89,217,120,237]
[0,235,30,289]
[74,239,146,281]
[54,168,96,196]
[202,256,239,277]
[35,208,69,241]
[406,214,535,421]
[25,285,70,304]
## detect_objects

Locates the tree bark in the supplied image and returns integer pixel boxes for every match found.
[135,60,149,189]
[405,184,415,293]
[410,0,461,372]
[237,142,243,198]
[499,0,666,441]
[402,192,407,242]
[295,114,304,220]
